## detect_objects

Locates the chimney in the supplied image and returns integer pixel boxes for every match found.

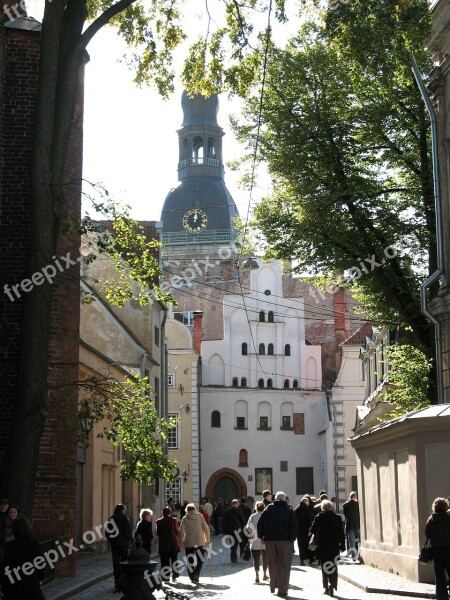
[334,288,350,372]
[193,310,203,355]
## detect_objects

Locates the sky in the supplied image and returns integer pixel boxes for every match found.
[23,0,314,224]
[25,0,294,223]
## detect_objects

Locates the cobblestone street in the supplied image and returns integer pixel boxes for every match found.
[57,535,435,600]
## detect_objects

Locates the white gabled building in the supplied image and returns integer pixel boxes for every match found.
[200,259,330,507]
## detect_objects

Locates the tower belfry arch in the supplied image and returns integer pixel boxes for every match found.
[160,92,240,276]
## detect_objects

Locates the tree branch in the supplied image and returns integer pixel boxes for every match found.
[79,0,137,50]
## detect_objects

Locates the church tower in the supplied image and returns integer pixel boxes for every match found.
[160,92,240,276]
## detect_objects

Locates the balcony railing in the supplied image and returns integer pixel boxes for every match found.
[178,157,220,168]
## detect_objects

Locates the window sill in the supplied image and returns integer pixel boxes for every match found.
[280,427,294,431]
[235,427,248,431]
[257,427,272,431]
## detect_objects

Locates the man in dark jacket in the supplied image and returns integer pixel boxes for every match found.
[222,499,246,562]
[257,491,298,598]
[106,503,132,591]
[238,497,252,523]
[343,492,360,560]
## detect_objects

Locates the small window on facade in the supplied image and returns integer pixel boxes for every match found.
[211,411,221,427]
[242,342,248,355]
[236,416,246,429]
[293,379,299,389]
[268,311,274,323]
[267,378,273,389]
[259,311,265,322]
[239,449,248,466]
[268,343,274,355]
[284,379,290,389]
[260,416,269,429]
[280,461,288,472]
[259,343,265,355]
[258,378,264,388]
[154,325,160,347]
[241,377,247,387]
[282,416,291,429]
[232,377,238,387]
[285,344,291,356]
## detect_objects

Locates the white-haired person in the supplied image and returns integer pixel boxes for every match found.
[309,499,345,597]
[257,491,298,598]
[178,503,210,584]
[135,508,154,554]
[246,500,269,584]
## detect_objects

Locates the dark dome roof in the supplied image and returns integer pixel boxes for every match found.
[161,176,239,234]
[181,92,220,127]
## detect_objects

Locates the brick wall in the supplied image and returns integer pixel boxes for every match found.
[293,413,305,435]
[0,24,85,576]
[0,27,40,482]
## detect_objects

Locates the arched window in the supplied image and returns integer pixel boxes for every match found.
[268,343,274,355]
[259,343,265,355]
[242,342,248,356]
[293,379,299,389]
[239,449,248,466]
[241,377,247,387]
[267,378,273,389]
[211,411,221,427]
[259,311,265,322]
[284,379,290,389]
[258,378,264,388]
[285,344,291,356]
[232,377,239,387]
[268,311,274,323]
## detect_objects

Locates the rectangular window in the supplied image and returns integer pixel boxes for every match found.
[165,478,181,506]
[174,311,194,326]
[296,467,314,495]
[280,461,288,472]
[167,412,179,449]
[168,374,175,388]
[236,416,246,430]
[154,325,160,347]
[259,416,269,429]
[351,475,358,493]
[255,468,273,495]
[282,416,291,429]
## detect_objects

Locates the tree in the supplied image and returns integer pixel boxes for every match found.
[382,342,431,419]
[5,0,289,516]
[233,2,434,358]
[77,374,177,483]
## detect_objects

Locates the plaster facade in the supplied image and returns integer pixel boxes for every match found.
[79,237,167,542]
[330,325,369,513]
[165,316,201,507]
[351,405,450,583]
[200,260,331,507]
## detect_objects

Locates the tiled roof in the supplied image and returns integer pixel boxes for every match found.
[341,322,374,346]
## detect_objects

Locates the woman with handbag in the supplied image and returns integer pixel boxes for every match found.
[156,506,180,583]
[246,501,268,584]
[309,500,345,597]
[425,497,450,600]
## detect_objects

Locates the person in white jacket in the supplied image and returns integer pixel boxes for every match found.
[178,503,210,583]
[246,501,268,584]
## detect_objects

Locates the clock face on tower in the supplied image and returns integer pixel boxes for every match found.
[183,209,208,233]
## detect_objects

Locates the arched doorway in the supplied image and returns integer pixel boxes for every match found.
[214,476,238,503]
[205,468,247,502]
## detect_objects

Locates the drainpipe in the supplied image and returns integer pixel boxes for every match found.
[411,53,443,405]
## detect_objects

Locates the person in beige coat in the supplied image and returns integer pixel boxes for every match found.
[178,503,210,583]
